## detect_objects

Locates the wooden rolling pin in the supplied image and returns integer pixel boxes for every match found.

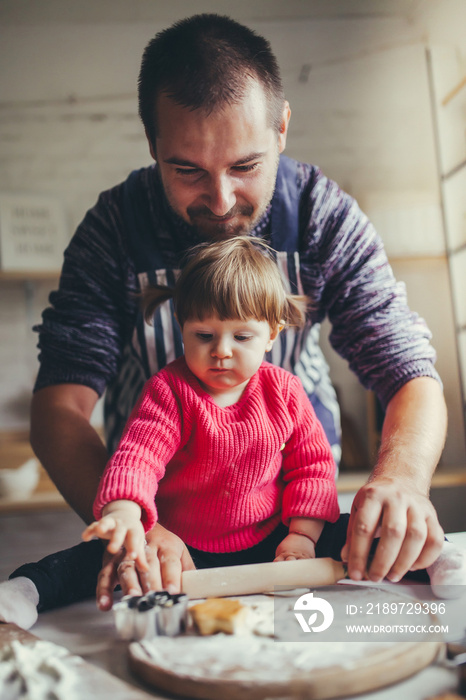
[181,557,346,599]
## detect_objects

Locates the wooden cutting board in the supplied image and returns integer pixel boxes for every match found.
[128,586,444,700]
[130,637,441,700]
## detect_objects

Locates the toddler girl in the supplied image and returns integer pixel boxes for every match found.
[82,235,340,573]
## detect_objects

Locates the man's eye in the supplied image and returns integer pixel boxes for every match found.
[176,168,200,176]
[233,163,258,173]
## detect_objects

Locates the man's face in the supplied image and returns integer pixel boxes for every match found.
[151,81,290,240]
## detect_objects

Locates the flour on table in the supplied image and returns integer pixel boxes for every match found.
[0,639,83,700]
[137,635,392,683]
[134,592,397,683]
[247,599,275,637]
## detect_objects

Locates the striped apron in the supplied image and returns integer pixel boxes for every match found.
[104,156,341,463]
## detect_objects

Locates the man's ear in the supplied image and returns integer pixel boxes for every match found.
[146,129,157,161]
[265,324,284,352]
[278,101,291,154]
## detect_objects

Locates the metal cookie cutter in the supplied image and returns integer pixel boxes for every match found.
[113,591,189,640]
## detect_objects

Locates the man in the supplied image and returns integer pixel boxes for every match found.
[30,14,446,609]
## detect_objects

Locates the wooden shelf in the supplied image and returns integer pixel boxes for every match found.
[0,270,60,281]
[0,490,68,513]
[0,463,69,514]
[0,430,67,513]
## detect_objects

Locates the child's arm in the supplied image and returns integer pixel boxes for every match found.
[82,500,149,572]
[89,374,183,604]
[274,517,325,561]
[277,375,340,563]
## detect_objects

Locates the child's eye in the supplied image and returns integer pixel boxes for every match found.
[234,335,252,342]
[196,332,213,341]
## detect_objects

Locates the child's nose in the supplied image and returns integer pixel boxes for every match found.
[211,337,233,358]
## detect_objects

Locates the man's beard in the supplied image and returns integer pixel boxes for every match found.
[186,203,256,240]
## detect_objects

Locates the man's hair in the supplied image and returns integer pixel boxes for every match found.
[143,236,309,330]
[138,14,285,147]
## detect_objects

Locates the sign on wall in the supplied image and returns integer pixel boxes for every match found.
[0,192,68,271]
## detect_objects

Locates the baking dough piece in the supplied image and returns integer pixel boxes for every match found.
[190,598,249,635]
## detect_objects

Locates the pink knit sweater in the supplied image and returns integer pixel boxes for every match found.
[94,357,340,553]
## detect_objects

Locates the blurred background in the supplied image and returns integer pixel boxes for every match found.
[0,0,465,528]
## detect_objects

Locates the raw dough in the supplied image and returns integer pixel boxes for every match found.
[190,598,250,635]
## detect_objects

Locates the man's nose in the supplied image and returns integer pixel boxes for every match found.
[207,175,236,216]
[211,337,233,357]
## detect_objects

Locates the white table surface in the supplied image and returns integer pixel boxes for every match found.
[29,532,466,700]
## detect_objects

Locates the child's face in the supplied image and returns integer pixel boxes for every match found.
[182,315,279,403]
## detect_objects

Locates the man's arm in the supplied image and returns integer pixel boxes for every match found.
[30,383,196,607]
[30,384,109,524]
[342,376,447,581]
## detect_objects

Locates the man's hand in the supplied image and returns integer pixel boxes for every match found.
[95,522,196,610]
[341,377,447,583]
[341,476,444,582]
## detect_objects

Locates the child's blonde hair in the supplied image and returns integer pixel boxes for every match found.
[144,236,309,329]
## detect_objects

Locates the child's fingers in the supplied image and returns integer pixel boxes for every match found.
[82,521,109,541]
[125,529,149,572]
[98,516,117,533]
[105,520,128,554]
[135,549,150,573]
[82,524,96,542]
[82,522,100,541]
[84,517,127,553]
[274,553,297,562]
[82,516,117,542]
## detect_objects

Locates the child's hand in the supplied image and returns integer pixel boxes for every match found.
[274,532,316,562]
[82,500,149,572]
[95,523,196,611]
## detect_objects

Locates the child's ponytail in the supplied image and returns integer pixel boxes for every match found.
[281,294,310,330]
[142,284,174,323]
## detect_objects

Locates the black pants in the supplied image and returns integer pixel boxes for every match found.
[9,514,428,613]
